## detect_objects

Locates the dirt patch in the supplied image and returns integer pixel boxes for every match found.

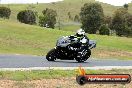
[0,80,15,88]
[92,49,132,59]
[0,77,132,88]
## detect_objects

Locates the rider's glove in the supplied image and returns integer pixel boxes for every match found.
[70,47,74,50]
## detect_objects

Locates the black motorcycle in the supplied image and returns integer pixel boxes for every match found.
[46,35,96,62]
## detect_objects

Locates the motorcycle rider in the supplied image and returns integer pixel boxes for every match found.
[68,29,89,51]
[46,28,95,62]
[75,29,89,44]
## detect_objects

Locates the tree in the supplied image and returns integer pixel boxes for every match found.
[39,8,57,29]
[104,16,112,25]
[104,16,114,35]
[74,15,80,22]
[125,13,132,37]
[80,3,104,34]
[37,2,38,5]
[110,8,132,37]
[68,12,72,20]
[0,7,11,19]
[17,10,36,24]
[124,4,129,10]
[39,15,50,27]
[99,24,110,35]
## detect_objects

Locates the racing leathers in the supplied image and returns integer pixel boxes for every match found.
[68,35,89,52]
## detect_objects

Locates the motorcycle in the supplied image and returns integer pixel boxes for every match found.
[46,35,96,62]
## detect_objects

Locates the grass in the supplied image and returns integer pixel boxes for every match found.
[0,70,75,81]
[0,19,72,55]
[0,19,132,59]
[56,24,81,32]
[0,69,132,81]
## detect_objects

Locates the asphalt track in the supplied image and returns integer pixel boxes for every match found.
[0,54,132,68]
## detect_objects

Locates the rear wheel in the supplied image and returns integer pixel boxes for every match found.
[46,48,57,61]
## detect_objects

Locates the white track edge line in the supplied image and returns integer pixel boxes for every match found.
[0,66,132,71]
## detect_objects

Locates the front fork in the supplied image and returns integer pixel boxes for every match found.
[77,49,91,58]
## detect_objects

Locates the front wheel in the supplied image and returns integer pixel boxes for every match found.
[46,48,57,61]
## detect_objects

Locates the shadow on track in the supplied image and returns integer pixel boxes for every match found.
[48,60,89,64]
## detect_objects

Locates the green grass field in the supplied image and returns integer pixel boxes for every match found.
[0,69,132,81]
[56,24,81,32]
[0,19,132,59]
[0,0,132,22]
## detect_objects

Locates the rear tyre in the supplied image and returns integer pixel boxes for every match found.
[46,48,56,61]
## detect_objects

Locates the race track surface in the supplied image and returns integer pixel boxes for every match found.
[0,54,132,68]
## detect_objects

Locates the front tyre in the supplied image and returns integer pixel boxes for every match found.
[46,48,57,61]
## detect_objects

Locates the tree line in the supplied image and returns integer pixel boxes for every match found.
[80,3,132,37]
[0,7,57,29]
[0,3,132,37]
